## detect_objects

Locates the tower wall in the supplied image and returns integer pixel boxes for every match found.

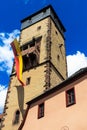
[2,65,47,130]
[20,18,48,64]
[2,6,67,130]
[51,19,67,80]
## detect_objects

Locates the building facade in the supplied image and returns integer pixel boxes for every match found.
[1,5,67,130]
[21,67,87,130]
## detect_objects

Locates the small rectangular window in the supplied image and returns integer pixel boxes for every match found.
[55,31,58,35]
[37,26,41,31]
[66,88,76,107]
[29,38,35,47]
[22,44,28,50]
[26,77,31,85]
[38,103,44,119]
[29,42,35,47]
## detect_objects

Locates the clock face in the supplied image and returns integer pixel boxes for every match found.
[61,126,69,130]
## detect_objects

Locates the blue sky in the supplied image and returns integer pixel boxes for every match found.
[0,0,87,113]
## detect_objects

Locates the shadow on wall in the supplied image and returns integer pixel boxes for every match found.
[16,85,25,118]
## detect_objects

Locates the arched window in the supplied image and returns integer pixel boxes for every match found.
[12,110,20,125]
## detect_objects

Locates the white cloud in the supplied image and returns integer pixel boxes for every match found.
[0,29,20,45]
[67,51,87,76]
[0,29,20,74]
[0,85,8,113]
[0,29,20,113]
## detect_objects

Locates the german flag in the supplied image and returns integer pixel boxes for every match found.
[11,39,25,86]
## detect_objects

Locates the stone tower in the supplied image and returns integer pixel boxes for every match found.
[2,5,67,130]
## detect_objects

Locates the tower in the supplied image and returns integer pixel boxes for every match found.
[2,5,67,130]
